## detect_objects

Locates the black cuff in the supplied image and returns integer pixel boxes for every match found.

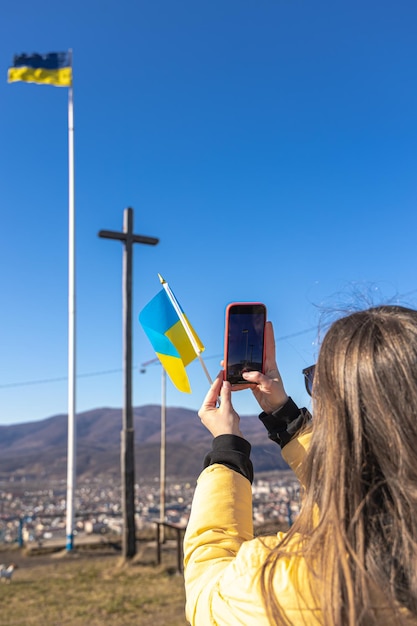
[203,434,254,484]
[259,397,311,449]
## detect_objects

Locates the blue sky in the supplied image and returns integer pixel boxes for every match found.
[1,0,416,425]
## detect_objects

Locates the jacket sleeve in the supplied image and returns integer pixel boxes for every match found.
[281,428,312,486]
[203,434,253,483]
[183,430,314,625]
[258,397,312,448]
[183,463,253,625]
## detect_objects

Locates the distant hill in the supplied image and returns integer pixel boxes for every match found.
[0,405,289,481]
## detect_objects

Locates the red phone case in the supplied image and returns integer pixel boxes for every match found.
[223,302,266,383]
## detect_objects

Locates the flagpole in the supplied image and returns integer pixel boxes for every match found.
[158,274,212,385]
[66,49,76,552]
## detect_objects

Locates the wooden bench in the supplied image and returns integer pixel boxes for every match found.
[153,520,187,574]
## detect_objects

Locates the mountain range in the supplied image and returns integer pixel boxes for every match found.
[0,405,289,482]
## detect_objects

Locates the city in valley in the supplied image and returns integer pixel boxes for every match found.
[0,471,301,545]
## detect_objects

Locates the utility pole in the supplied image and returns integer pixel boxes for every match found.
[141,359,167,542]
[99,207,159,559]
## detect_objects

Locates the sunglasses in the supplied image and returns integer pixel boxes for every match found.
[302,364,316,396]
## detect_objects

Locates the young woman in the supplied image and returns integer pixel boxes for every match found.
[183,306,417,625]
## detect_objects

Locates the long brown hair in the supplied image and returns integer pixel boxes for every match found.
[261,306,417,625]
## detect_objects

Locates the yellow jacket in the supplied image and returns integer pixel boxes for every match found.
[183,430,416,626]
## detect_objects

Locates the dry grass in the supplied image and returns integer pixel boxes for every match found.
[0,542,188,626]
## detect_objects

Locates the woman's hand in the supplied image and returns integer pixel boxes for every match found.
[236,321,289,414]
[198,371,243,438]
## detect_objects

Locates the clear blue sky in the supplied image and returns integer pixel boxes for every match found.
[1,0,416,425]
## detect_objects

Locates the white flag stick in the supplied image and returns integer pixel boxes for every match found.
[158,274,213,385]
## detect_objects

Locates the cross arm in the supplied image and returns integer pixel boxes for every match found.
[132,234,159,245]
[98,230,159,246]
[98,229,126,241]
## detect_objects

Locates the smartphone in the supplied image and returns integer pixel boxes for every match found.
[224,302,267,384]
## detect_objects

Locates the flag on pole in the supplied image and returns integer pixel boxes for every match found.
[8,49,76,551]
[8,52,72,87]
[139,281,205,393]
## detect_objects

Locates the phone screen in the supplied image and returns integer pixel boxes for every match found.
[225,303,266,384]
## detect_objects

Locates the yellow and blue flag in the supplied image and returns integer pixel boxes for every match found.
[8,52,72,87]
[139,286,204,393]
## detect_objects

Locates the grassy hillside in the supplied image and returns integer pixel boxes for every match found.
[0,543,187,626]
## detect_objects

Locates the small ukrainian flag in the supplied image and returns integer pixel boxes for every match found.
[8,51,72,87]
[139,285,204,393]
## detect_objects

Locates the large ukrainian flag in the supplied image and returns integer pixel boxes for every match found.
[8,52,72,87]
[139,288,204,393]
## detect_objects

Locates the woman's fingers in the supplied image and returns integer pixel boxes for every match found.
[242,370,280,394]
[199,371,222,414]
[198,374,243,438]
[220,379,232,405]
[263,321,278,371]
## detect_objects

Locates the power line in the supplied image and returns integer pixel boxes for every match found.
[0,327,318,389]
[3,288,417,391]
[0,369,123,389]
